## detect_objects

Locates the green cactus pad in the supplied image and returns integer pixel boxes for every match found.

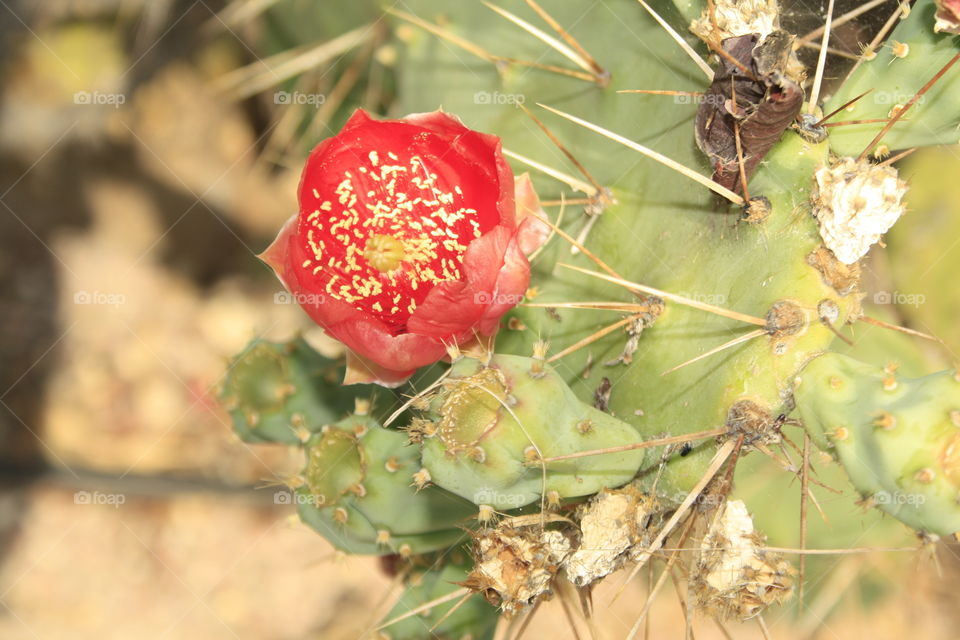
[794,352,960,535]
[381,554,498,640]
[219,337,367,444]
[824,0,960,156]
[418,354,647,510]
[395,1,861,498]
[297,413,477,555]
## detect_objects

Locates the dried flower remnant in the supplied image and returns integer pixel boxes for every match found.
[463,525,571,614]
[690,0,782,43]
[690,499,795,620]
[694,31,805,195]
[812,157,908,264]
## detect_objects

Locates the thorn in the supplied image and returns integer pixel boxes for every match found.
[731,78,751,200]
[428,590,475,633]
[856,49,960,162]
[503,148,598,196]
[824,118,907,128]
[618,439,738,595]
[820,317,854,346]
[844,1,911,80]
[558,263,767,326]
[807,0,837,115]
[813,89,874,126]
[635,0,714,80]
[538,103,745,205]
[624,515,697,640]
[878,147,917,167]
[798,40,862,61]
[617,89,704,97]
[859,315,945,344]
[547,314,642,363]
[531,212,621,278]
[795,0,891,48]
[517,102,608,201]
[387,7,597,83]
[482,1,599,78]
[799,432,810,607]
[375,587,472,630]
[534,427,725,464]
[525,0,606,76]
[385,8,497,62]
[523,301,655,311]
[660,328,767,375]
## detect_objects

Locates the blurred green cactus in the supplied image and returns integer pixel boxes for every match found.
[795,352,960,536]
[220,337,365,444]
[220,0,960,634]
[418,353,647,510]
[296,412,476,555]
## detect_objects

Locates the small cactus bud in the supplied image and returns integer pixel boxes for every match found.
[873,411,897,431]
[546,490,561,510]
[882,375,898,391]
[445,341,463,362]
[830,426,850,442]
[412,468,432,490]
[890,41,909,58]
[477,504,496,524]
[354,397,371,416]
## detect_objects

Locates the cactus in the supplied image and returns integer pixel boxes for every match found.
[417,352,647,510]
[794,352,960,536]
[295,412,477,555]
[219,0,960,634]
[220,336,367,445]
[381,550,500,640]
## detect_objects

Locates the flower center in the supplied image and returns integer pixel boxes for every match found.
[297,122,502,333]
[363,234,406,272]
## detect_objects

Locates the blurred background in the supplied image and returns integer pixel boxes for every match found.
[0,0,958,638]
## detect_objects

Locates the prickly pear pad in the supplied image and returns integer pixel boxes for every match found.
[297,413,476,555]
[418,354,647,510]
[795,353,960,535]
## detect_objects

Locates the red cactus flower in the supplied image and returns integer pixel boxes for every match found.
[261,109,546,387]
[935,0,960,34]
